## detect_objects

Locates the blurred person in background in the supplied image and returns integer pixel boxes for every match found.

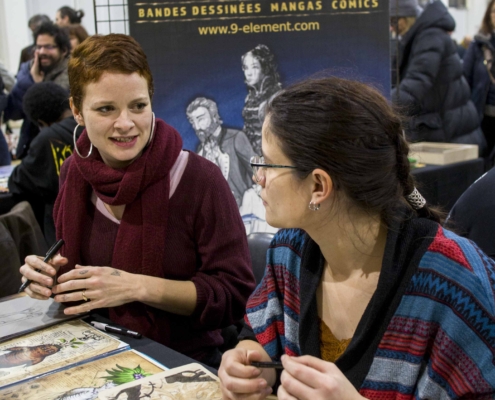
[0,77,11,166]
[8,82,76,243]
[5,22,70,159]
[18,14,52,71]
[464,0,495,161]
[391,0,485,153]
[63,24,89,54]
[55,6,85,27]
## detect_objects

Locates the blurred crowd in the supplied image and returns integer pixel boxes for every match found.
[0,5,88,239]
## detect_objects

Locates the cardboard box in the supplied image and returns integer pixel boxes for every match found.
[409,142,478,165]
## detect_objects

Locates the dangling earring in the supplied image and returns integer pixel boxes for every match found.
[73,124,92,158]
[308,201,320,211]
[145,112,156,148]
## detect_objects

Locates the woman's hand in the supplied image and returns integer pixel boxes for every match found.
[52,265,136,314]
[219,348,274,400]
[278,355,365,400]
[20,254,68,300]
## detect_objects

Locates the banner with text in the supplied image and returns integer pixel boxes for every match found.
[130,0,390,233]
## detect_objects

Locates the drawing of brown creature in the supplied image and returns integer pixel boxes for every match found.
[0,344,62,368]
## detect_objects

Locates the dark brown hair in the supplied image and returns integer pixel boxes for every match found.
[266,77,442,226]
[58,6,85,24]
[480,0,495,35]
[65,24,89,47]
[69,34,154,110]
[34,22,71,57]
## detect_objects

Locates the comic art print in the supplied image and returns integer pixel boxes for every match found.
[0,350,165,400]
[0,319,127,388]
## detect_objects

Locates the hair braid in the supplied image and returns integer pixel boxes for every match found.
[393,126,443,223]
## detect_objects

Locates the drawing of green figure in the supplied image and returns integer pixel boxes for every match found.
[55,365,153,400]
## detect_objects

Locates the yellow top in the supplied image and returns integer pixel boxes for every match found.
[319,318,351,362]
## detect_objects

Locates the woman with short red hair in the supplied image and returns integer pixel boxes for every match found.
[19,34,255,369]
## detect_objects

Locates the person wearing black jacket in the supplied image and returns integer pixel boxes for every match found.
[463,0,495,159]
[391,0,486,154]
[8,82,77,243]
[0,76,11,166]
[446,167,495,260]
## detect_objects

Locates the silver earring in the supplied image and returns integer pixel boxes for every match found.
[73,124,92,158]
[406,187,426,210]
[144,112,156,148]
[308,201,320,211]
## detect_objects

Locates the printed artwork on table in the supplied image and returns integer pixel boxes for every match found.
[0,350,166,400]
[0,296,75,343]
[98,363,222,400]
[0,319,127,389]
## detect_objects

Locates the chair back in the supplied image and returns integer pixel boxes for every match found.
[247,232,274,284]
[0,201,48,297]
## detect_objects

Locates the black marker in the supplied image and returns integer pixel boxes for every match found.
[91,321,142,339]
[18,239,65,293]
[251,361,283,369]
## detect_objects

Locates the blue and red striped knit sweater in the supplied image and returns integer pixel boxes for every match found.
[245,215,495,399]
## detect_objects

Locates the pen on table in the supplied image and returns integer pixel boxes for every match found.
[18,239,65,293]
[251,361,284,369]
[91,321,142,339]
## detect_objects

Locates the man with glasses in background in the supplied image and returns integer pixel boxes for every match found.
[5,22,70,159]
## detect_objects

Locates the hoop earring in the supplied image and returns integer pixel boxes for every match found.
[308,201,320,211]
[73,124,92,158]
[145,112,156,148]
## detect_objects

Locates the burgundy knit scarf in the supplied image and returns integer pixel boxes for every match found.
[53,119,182,326]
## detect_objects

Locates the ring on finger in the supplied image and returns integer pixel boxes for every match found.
[82,291,89,302]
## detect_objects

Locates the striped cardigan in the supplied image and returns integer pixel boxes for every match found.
[245,216,495,399]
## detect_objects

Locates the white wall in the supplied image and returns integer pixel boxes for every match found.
[0,0,30,73]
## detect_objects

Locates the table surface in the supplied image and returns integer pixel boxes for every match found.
[86,313,218,374]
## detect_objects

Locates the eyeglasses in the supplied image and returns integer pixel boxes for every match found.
[250,155,297,183]
[35,44,58,51]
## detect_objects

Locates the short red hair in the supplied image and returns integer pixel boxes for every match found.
[69,34,154,109]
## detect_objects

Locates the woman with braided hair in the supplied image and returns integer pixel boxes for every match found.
[219,77,495,399]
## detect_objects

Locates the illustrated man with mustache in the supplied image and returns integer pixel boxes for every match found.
[5,22,70,159]
[187,97,255,207]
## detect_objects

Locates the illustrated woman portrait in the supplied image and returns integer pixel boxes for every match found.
[241,44,282,155]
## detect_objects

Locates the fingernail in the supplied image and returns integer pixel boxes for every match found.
[258,380,267,390]
[263,387,273,396]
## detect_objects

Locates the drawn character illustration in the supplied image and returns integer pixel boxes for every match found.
[56,364,152,400]
[0,344,61,368]
[165,369,215,383]
[110,381,163,400]
[0,307,43,325]
[187,97,255,207]
[241,44,282,155]
[55,381,116,400]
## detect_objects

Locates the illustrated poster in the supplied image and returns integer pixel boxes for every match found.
[130,0,390,233]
